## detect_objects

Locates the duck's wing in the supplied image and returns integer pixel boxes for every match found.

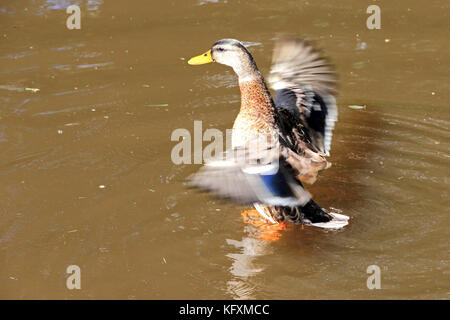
[268,36,338,156]
[276,107,330,184]
[187,140,311,207]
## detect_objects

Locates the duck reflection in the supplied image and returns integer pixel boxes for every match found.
[225,209,288,299]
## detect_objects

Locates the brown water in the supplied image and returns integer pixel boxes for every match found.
[0,0,449,299]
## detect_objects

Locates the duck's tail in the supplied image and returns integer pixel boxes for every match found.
[254,200,349,229]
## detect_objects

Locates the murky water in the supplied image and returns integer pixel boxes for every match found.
[0,0,449,299]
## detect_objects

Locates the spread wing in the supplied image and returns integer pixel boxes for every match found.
[268,36,338,156]
[188,139,311,207]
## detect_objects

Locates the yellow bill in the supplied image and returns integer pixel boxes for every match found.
[188,49,214,65]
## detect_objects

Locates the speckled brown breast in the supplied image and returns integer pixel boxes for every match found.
[232,79,277,147]
[232,78,329,185]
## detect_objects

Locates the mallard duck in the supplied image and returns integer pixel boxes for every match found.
[188,37,349,229]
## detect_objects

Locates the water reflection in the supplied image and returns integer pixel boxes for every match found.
[1,0,104,15]
[197,0,228,6]
[225,209,287,299]
[45,0,103,11]
[226,230,272,299]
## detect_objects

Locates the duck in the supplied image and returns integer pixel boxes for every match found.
[187,37,349,229]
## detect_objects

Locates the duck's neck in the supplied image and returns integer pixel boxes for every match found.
[238,75,276,122]
[231,69,277,148]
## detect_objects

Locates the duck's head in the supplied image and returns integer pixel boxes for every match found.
[188,39,260,82]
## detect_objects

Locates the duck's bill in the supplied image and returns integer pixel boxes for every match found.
[188,49,214,65]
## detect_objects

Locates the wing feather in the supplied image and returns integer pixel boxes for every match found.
[268,36,338,156]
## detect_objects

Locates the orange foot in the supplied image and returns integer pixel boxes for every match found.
[241,209,287,242]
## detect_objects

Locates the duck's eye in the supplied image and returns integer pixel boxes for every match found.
[216,47,225,52]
